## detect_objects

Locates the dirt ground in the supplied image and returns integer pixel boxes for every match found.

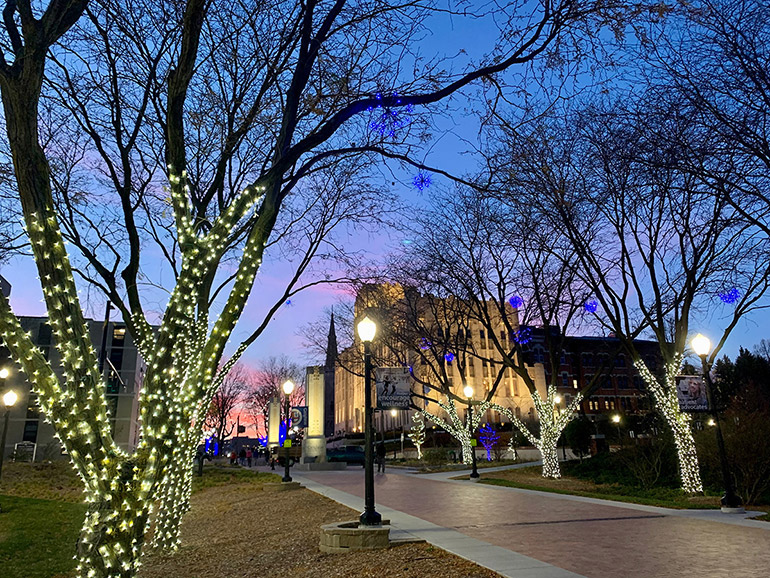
[139,481,502,578]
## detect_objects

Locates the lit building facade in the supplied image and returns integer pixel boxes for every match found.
[0,316,147,460]
[333,284,547,435]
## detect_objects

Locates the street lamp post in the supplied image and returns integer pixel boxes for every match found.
[611,414,622,448]
[358,315,381,526]
[0,382,18,482]
[691,333,743,511]
[281,379,295,483]
[463,384,479,481]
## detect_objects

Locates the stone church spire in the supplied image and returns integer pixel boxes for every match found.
[323,310,338,437]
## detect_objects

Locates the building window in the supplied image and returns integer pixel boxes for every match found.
[23,420,39,443]
[617,375,629,389]
[532,347,545,364]
[37,323,52,345]
[562,372,570,388]
[615,354,626,368]
[633,375,644,390]
[112,326,126,347]
[581,353,594,367]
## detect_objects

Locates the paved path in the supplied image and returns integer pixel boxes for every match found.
[291,466,770,578]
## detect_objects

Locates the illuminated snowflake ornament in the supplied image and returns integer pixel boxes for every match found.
[413,171,432,192]
[512,326,532,345]
[584,299,598,313]
[444,351,455,363]
[508,295,524,309]
[419,337,432,350]
[718,288,740,304]
[368,92,413,139]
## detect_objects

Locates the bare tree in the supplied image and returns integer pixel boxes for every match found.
[494,102,770,492]
[203,363,250,446]
[390,186,616,477]
[243,355,304,439]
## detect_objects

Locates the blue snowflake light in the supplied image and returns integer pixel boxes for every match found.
[478,424,500,461]
[508,295,524,309]
[719,288,740,304]
[419,337,432,350]
[368,92,413,139]
[584,299,598,313]
[413,172,431,192]
[444,352,455,363]
[512,326,532,345]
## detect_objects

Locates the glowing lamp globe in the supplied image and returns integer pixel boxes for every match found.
[3,389,18,408]
[554,395,562,404]
[390,409,397,417]
[282,380,295,395]
[611,414,621,424]
[463,384,474,399]
[0,368,8,379]
[357,316,377,342]
[691,334,711,357]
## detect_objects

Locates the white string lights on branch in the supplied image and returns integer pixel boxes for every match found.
[422,397,491,465]
[409,411,426,459]
[0,165,277,577]
[633,356,703,494]
[491,385,582,479]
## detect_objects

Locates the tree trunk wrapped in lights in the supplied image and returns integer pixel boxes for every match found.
[409,411,426,460]
[635,358,703,494]
[422,398,490,465]
[491,386,582,479]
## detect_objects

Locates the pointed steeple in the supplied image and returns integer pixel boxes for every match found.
[323,310,338,437]
[325,310,337,369]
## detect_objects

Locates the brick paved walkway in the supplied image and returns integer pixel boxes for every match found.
[299,468,770,578]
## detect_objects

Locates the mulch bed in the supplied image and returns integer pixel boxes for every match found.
[139,481,502,578]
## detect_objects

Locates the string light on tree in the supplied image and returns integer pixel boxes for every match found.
[478,424,500,461]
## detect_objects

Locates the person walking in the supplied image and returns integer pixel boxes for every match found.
[246,447,253,468]
[376,441,386,474]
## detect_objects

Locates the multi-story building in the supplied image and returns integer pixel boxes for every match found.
[333,284,547,435]
[518,326,659,417]
[0,315,147,460]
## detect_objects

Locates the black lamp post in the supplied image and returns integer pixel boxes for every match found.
[358,315,382,526]
[0,375,18,482]
[281,379,295,483]
[463,384,479,481]
[692,334,743,511]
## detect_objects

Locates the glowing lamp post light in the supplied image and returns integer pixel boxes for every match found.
[691,334,743,512]
[281,379,295,483]
[0,381,18,482]
[463,384,480,481]
[611,413,623,447]
[357,315,381,526]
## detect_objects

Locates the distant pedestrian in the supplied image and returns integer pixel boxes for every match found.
[229,450,237,465]
[376,441,386,473]
[239,448,246,465]
[246,448,253,467]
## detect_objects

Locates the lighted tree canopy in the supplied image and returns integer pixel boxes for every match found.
[0,0,603,576]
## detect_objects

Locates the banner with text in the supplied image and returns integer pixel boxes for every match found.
[375,367,412,409]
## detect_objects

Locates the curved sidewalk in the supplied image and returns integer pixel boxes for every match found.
[294,466,770,578]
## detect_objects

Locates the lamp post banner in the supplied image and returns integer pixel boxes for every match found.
[375,367,412,409]
[675,375,710,412]
[290,406,309,429]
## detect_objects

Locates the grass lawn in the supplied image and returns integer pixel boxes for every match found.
[0,463,281,578]
[0,494,86,578]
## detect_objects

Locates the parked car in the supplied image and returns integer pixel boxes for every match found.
[327,445,366,466]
